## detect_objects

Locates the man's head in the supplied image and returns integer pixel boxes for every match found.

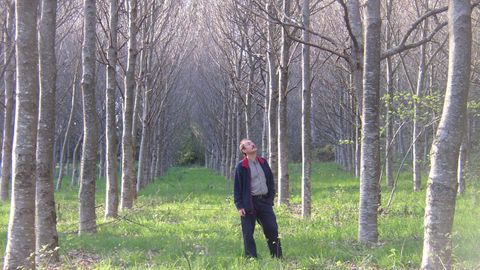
[239,139,257,156]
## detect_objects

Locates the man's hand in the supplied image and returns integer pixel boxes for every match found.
[238,208,246,217]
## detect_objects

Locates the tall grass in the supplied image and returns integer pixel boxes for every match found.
[0,163,478,269]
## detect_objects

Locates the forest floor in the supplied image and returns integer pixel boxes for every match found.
[0,162,479,269]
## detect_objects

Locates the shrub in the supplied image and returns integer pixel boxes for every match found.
[316,144,334,161]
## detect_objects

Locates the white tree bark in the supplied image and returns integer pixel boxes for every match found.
[3,0,39,268]
[457,138,467,195]
[277,0,291,205]
[413,18,428,192]
[225,96,232,179]
[346,0,363,178]
[105,0,119,219]
[79,0,98,234]
[358,0,381,244]
[121,0,138,209]
[457,119,468,194]
[154,113,165,177]
[0,0,15,202]
[229,97,237,179]
[137,101,151,190]
[36,0,59,263]
[421,1,472,268]
[70,136,82,187]
[244,54,254,138]
[136,11,152,190]
[97,140,105,181]
[266,1,278,187]
[221,94,229,176]
[301,0,312,218]
[385,56,394,189]
[56,68,78,191]
[262,77,269,158]
[384,0,394,189]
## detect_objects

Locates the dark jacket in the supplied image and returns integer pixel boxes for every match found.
[234,156,275,213]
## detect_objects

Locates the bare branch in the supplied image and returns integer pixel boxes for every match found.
[336,0,359,50]
[382,21,447,59]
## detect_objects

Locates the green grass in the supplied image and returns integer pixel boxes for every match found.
[0,162,479,269]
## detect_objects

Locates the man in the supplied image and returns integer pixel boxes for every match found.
[234,139,282,258]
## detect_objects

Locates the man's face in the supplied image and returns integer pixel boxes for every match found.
[242,140,257,155]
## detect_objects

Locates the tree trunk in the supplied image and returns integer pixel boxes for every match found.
[301,0,311,218]
[136,14,152,190]
[65,138,69,175]
[132,85,141,153]
[229,97,237,179]
[148,128,156,182]
[338,92,346,170]
[121,0,138,210]
[105,0,119,219]
[346,0,363,178]
[413,20,428,192]
[385,56,394,189]
[221,98,227,177]
[154,113,165,177]
[358,0,381,244]
[149,141,156,183]
[36,0,59,263]
[245,55,254,138]
[70,135,83,187]
[421,1,471,268]
[236,96,241,160]
[79,0,98,235]
[266,1,278,187]
[342,88,353,171]
[384,0,394,189]
[262,75,269,158]
[457,118,469,194]
[130,28,142,197]
[154,135,161,176]
[57,68,78,190]
[137,120,151,190]
[225,96,232,180]
[98,142,104,180]
[3,0,39,267]
[277,0,291,205]
[0,0,15,202]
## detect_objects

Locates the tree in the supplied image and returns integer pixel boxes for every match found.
[301,0,311,218]
[56,64,79,190]
[384,0,394,189]
[358,0,381,244]
[136,0,156,190]
[421,0,472,268]
[345,0,363,177]
[277,0,291,205]
[3,0,39,267]
[105,0,119,218]
[121,0,138,209]
[71,135,83,187]
[79,0,98,234]
[36,0,59,262]
[413,4,428,192]
[0,0,14,202]
[266,0,279,187]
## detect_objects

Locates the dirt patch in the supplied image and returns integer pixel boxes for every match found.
[41,250,101,269]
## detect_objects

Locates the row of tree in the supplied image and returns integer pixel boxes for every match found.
[0,0,193,268]
[189,0,477,269]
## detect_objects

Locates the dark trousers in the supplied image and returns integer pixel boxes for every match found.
[241,196,282,258]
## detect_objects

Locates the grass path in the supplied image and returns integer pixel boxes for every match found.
[0,163,479,269]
